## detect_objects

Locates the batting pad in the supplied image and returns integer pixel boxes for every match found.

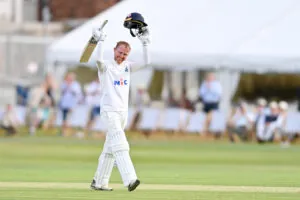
[110,130,130,152]
[94,153,115,186]
[114,150,137,186]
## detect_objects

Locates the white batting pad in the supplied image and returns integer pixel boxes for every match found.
[114,150,137,186]
[94,153,115,186]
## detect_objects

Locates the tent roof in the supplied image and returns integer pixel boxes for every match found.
[228,2,300,73]
[46,0,300,72]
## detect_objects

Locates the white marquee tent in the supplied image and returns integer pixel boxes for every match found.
[46,0,300,72]
[228,2,300,73]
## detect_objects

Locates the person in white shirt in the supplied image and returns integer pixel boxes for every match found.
[90,25,150,192]
[59,72,82,136]
[256,101,279,143]
[227,101,255,142]
[84,78,101,134]
[254,98,268,126]
[276,101,291,147]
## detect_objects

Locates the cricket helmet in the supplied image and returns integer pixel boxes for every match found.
[124,12,148,37]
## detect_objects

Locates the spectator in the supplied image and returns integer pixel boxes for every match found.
[179,89,194,112]
[44,73,58,128]
[277,101,292,147]
[0,104,19,136]
[227,101,255,142]
[199,72,222,133]
[296,87,300,112]
[59,72,82,136]
[256,101,279,143]
[130,85,150,131]
[44,73,57,107]
[167,91,179,108]
[84,78,101,135]
[254,98,267,125]
[27,82,48,135]
[16,85,29,106]
[37,96,52,130]
[277,101,288,131]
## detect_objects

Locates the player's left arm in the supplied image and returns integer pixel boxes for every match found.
[131,27,151,72]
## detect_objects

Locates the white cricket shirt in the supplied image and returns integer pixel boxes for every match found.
[95,39,150,112]
[97,60,132,111]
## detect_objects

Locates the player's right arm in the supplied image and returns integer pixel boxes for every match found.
[93,28,107,72]
[130,27,151,72]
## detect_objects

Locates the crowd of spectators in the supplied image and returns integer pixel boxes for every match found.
[1,72,299,146]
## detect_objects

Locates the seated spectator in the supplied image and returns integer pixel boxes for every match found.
[167,91,179,108]
[199,72,222,133]
[256,101,279,143]
[254,98,267,123]
[0,104,19,136]
[227,101,255,142]
[277,101,288,131]
[37,96,52,130]
[277,101,293,147]
[179,89,194,112]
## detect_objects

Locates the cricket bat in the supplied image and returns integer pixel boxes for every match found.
[79,20,108,63]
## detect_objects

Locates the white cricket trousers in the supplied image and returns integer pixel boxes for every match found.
[94,111,137,187]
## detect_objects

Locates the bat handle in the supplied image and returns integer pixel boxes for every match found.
[98,20,108,31]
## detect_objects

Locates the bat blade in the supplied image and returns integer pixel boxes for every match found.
[79,20,108,63]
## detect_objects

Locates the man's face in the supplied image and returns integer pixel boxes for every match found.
[114,45,130,64]
[6,104,12,111]
[66,74,74,84]
[270,107,278,114]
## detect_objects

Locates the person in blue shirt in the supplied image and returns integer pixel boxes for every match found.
[199,72,222,133]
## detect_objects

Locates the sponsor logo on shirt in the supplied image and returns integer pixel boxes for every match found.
[114,78,128,86]
[125,67,128,72]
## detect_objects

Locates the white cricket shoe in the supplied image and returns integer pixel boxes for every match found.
[90,179,113,191]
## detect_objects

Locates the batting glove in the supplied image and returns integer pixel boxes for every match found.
[137,27,150,46]
[92,28,106,42]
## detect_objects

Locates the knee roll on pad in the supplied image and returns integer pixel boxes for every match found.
[98,153,113,161]
[111,141,130,152]
[110,130,130,152]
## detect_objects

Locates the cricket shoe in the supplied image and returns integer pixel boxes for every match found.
[128,179,140,192]
[90,179,113,191]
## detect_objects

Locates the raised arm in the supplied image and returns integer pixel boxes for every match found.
[131,27,151,72]
[92,28,107,72]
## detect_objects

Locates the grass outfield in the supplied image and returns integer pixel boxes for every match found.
[0,135,300,199]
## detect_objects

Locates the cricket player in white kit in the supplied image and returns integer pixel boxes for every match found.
[90,17,150,192]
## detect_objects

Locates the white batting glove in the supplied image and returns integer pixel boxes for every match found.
[137,27,150,46]
[92,28,106,42]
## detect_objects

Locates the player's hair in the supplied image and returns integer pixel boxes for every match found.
[115,41,131,50]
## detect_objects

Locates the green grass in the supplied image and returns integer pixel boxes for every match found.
[0,136,300,200]
[1,189,300,200]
